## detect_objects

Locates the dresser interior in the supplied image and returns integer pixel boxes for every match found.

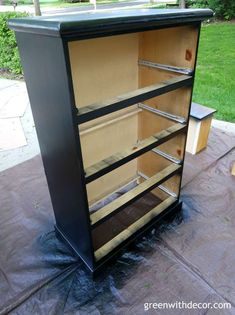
[68,25,198,261]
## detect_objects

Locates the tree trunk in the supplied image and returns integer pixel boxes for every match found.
[34,0,41,16]
[179,0,186,8]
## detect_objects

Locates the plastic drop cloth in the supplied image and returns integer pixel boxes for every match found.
[0,127,235,315]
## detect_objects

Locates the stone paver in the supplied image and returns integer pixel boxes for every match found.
[0,117,26,151]
[212,119,235,135]
[0,80,28,118]
[0,79,39,172]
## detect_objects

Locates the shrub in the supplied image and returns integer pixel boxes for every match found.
[189,0,235,20]
[208,0,235,20]
[0,12,29,75]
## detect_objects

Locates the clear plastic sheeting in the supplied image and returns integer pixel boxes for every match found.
[0,127,235,315]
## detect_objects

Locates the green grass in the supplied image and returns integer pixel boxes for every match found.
[193,22,235,122]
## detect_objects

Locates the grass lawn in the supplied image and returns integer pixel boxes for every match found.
[193,22,235,122]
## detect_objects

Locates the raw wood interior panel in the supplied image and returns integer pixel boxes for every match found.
[139,68,192,119]
[161,174,181,196]
[136,25,197,202]
[69,34,139,202]
[138,151,182,198]
[79,107,140,136]
[139,25,199,69]
[80,109,139,169]
[68,33,139,108]
[137,104,186,201]
[138,110,186,158]
[87,163,137,205]
[81,109,138,203]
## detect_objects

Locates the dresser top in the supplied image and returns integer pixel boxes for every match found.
[8,8,213,39]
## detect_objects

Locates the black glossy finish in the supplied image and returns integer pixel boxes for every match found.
[9,9,213,274]
[77,76,193,124]
[15,32,95,271]
[8,9,213,39]
[190,102,217,120]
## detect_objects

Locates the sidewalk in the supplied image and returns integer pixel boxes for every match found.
[0,0,176,15]
[0,78,39,172]
[0,77,235,172]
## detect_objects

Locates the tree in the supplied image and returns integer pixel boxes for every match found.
[33,0,41,16]
[179,0,186,8]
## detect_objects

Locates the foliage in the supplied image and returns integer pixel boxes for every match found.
[0,12,29,75]
[208,0,235,20]
[189,0,235,20]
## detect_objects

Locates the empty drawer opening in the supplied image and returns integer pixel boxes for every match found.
[92,181,179,262]
[80,110,186,184]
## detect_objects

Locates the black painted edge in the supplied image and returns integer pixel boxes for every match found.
[85,125,187,184]
[190,102,217,120]
[8,9,213,38]
[93,200,182,275]
[77,76,193,125]
[91,165,183,229]
[55,224,94,272]
[178,24,201,195]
